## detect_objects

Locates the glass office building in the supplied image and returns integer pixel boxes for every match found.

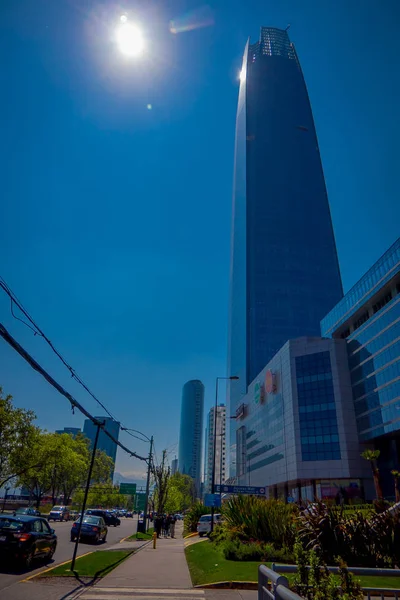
[227,27,343,476]
[83,417,120,478]
[321,237,400,496]
[234,337,369,501]
[178,380,204,495]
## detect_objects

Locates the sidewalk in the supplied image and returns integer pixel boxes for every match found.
[79,523,257,600]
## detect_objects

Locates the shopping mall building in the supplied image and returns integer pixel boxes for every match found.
[234,238,400,502]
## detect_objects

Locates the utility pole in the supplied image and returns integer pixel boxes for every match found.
[144,436,153,532]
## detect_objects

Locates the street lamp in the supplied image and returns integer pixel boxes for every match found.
[210,376,239,533]
[120,427,153,532]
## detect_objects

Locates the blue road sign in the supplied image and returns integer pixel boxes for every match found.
[215,485,266,496]
[204,493,222,507]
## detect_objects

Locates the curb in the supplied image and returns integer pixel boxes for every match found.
[184,532,198,539]
[20,551,94,582]
[194,580,258,590]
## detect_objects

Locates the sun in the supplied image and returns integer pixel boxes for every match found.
[116,21,144,57]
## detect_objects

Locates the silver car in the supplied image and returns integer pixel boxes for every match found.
[48,505,70,521]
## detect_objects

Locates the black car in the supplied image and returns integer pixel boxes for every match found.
[85,509,120,527]
[13,507,41,517]
[70,516,108,543]
[0,515,57,568]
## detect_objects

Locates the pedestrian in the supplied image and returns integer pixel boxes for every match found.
[162,514,167,537]
[155,515,162,538]
[170,514,176,538]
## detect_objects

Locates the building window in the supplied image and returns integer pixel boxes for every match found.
[340,327,350,339]
[353,311,370,331]
[372,292,392,314]
[296,351,341,462]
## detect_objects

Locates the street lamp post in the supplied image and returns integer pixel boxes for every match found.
[121,428,153,532]
[210,376,239,533]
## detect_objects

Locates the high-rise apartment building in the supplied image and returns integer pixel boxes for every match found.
[178,380,204,495]
[227,27,343,476]
[83,417,120,479]
[204,404,227,494]
[171,457,178,476]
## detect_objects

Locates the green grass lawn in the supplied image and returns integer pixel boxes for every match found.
[41,550,133,578]
[185,541,400,590]
[127,527,154,541]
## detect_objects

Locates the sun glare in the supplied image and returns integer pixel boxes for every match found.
[116,21,144,57]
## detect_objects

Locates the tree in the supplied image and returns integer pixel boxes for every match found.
[92,450,114,484]
[361,449,382,500]
[0,387,40,488]
[72,483,128,509]
[18,431,59,508]
[165,472,196,514]
[391,470,400,503]
[152,450,170,515]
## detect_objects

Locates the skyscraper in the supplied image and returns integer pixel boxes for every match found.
[204,404,227,494]
[227,27,343,477]
[178,380,204,495]
[83,417,120,479]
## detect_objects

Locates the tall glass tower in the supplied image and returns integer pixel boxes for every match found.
[227,28,343,476]
[178,380,204,495]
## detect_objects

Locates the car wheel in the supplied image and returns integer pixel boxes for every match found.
[47,545,56,561]
[71,536,76,542]
[103,534,107,543]
[23,549,35,569]
[199,532,204,537]
[94,535,100,544]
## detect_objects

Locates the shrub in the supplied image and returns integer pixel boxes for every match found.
[222,495,297,548]
[221,539,295,563]
[184,502,209,534]
[292,540,363,600]
[298,501,400,567]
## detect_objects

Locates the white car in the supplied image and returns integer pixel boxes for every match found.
[197,514,221,536]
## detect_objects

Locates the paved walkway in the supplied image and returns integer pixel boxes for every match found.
[78,523,257,600]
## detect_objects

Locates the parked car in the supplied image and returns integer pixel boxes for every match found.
[70,516,107,544]
[85,509,120,527]
[0,514,57,568]
[13,507,41,517]
[48,506,70,522]
[125,511,133,518]
[197,514,221,536]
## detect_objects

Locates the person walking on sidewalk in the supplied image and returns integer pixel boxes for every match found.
[155,515,162,538]
[170,514,177,538]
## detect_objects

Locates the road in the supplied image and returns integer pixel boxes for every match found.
[0,516,138,594]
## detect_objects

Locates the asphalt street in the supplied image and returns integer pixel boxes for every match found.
[0,515,139,594]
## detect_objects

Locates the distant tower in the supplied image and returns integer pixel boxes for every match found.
[171,457,178,476]
[178,380,204,495]
[205,404,227,494]
[83,417,120,479]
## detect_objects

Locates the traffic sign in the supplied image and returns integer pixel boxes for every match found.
[215,485,266,496]
[204,493,222,507]
[119,483,137,495]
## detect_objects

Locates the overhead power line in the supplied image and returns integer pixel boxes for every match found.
[0,277,151,448]
[0,277,120,423]
[0,322,147,463]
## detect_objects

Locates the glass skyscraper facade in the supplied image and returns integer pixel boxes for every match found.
[83,417,120,479]
[321,237,400,496]
[227,27,343,476]
[178,380,204,495]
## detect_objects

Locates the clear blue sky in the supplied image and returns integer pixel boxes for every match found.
[1,0,399,482]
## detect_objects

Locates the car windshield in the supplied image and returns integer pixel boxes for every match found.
[78,516,100,525]
[200,516,211,522]
[15,508,29,513]
[52,506,63,511]
[0,517,25,530]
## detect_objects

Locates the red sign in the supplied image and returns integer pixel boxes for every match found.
[265,370,277,394]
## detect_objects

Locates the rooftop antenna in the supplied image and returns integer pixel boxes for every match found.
[285,24,291,31]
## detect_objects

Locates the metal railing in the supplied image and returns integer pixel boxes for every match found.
[271,564,400,600]
[258,565,303,600]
